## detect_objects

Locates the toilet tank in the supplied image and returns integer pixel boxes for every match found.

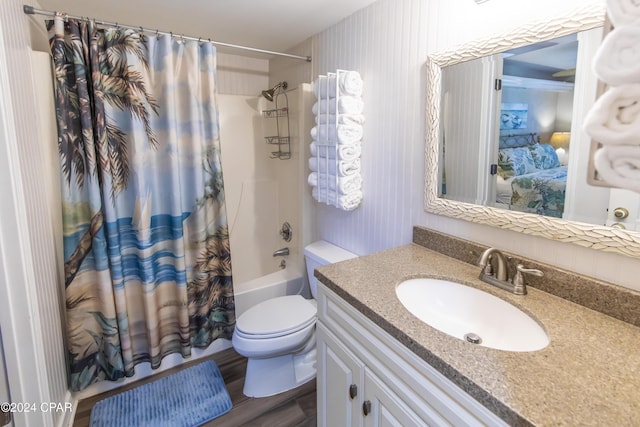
[304,240,358,298]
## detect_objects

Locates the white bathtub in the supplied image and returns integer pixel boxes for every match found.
[234,261,307,317]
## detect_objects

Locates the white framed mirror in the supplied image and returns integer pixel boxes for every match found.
[425,3,640,259]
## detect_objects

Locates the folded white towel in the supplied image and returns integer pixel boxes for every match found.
[312,96,364,115]
[310,142,362,161]
[310,124,363,144]
[307,172,362,194]
[607,0,640,26]
[315,113,365,126]
[594,145,640,193]
[313,75,337,99]
[338,71,363,97]
[312,187,362,211]
[593,26,640,86]
[308,157,361,176]
[584,84,640,145]
[313,71,363,98]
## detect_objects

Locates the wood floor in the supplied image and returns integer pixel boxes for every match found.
[73,348,317,427]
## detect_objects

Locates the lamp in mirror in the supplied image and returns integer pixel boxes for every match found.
[549,131,571,165]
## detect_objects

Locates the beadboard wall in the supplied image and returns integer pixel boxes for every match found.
[283,0,640,291]
[217,52,269,96]
[0,1,68,426]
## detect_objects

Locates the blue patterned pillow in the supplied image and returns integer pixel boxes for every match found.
[528,143,560,169]
[498,147,537,178]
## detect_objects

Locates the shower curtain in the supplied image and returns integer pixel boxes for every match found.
[49,17,235,391]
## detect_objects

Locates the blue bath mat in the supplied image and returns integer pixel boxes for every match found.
[89,360,232,427]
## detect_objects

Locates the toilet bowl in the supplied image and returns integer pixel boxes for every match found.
[232,240,357,398]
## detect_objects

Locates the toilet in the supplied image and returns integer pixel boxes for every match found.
[232,240,357,397]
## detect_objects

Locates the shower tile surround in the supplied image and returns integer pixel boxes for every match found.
[314,226,640,426]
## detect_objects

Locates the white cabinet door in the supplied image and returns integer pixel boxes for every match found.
[317,284,509,427]
[363,368,429,427]
[317,323,364,427]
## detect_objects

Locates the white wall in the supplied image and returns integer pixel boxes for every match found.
[294,0,640,291]
[0,1,69,426]
[217,53,269,96]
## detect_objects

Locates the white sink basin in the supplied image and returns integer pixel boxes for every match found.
[396,278,549,352]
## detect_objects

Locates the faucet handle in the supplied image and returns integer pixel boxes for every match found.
[482,254,495,276]
[512,264,544,295]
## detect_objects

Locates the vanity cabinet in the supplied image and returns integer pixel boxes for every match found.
[316,283,509,427]
[318,323,424,426]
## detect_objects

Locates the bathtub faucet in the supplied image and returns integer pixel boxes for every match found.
[273,247,289,257]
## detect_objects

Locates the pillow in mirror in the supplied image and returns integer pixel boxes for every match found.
[528,143,560,170]
[498,147,537,178]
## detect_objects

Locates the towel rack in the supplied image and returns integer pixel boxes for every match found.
[309,69,364,211]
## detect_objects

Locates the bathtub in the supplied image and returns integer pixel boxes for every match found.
[233,261,307,317]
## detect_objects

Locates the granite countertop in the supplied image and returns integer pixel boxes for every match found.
[315,243,640,427]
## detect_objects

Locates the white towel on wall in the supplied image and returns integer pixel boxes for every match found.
[307,172,362,194]
[593,26,640,86]
[310,124,363,145]
[338,71,363,97]
[310,142,362,161]
[312,96,364,115]
[313,71,363,99]
[584,84,640,145]
[312,187,363,211]
[594,145,640,193]
[607,0,640,26]
[315,113,365,126]
[308,157,361,176]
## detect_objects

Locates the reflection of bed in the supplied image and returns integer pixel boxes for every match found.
[496,133,566,218]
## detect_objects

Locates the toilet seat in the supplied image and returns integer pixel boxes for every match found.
[235,295,317,339]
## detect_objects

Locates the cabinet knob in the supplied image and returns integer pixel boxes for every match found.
[349,384,358,400]
[362,400,372,416]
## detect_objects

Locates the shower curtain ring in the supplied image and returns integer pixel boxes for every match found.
[55,11,68,22]
[155,29,159,39]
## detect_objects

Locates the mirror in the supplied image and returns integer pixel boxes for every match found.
[425,3,640,259]
[439,33,578,218]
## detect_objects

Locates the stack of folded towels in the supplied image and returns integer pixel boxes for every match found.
[584,0,640,193]
[308,70,364,210]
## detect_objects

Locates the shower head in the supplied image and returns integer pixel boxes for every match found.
[261,81,288,102]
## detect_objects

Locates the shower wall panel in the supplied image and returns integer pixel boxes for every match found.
[218,94,284,288]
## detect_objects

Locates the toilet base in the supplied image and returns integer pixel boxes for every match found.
[243,348,317,398]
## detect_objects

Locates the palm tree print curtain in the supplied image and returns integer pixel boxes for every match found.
[49,16,235,391]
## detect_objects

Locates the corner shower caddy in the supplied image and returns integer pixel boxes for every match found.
[262,83,291,160]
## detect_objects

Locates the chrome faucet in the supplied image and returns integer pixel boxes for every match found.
[272,247,289,257]
[477,248,543,295]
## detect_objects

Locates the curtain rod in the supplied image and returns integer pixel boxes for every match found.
[23,5,312,62]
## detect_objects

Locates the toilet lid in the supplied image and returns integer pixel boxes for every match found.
[236,295,316,338]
